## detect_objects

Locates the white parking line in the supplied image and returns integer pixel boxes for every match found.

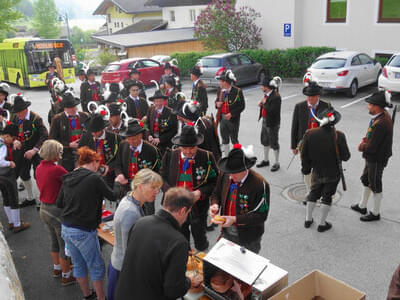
[341,94,373,109]
[282,93,301,101]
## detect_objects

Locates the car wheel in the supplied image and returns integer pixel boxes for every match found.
[347,80,358,98]
[258,71,266,84]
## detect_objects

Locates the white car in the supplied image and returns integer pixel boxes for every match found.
[378,53,400,93]
[305,51,382,97]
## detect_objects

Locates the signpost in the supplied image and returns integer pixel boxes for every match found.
[284,23,291,37]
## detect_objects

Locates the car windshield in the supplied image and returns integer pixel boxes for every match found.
[388,56,400,67]
[200,58,222,68]
[312,58,347,69]
[104,64,121,72]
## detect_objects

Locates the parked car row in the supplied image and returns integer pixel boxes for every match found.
[378,53,400,94]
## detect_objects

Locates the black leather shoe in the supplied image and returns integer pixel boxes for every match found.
[351,204,367,215]
[304,219,313,228]
[317,222,332,232]
[271,163,280,172]
[256,160,269,168]
[360,212,380,222]
[19,199,36,208]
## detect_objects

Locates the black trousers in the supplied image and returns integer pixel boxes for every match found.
[181,202,209,251]
[0,169,19,209]
[61,149,77,172]
[222,227,261,254]
[261,121,280,150]
[307,175,339,206]
[220,117,240,145]
[360,161,385,193]
[14,150,41,181]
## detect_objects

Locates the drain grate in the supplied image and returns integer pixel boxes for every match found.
[282,183,341,204]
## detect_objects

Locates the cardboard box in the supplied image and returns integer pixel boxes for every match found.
[269,270,366,300]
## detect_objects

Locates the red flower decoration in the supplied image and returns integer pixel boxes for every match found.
[6,121,11,125]
[118,99,124,103]
[17,92,22,96]
[139,122,144,128]
[100,110,107,116]
[193,101,198,105]
[233,143,242,149]
[304,78,309,82]
[327,112,333,117]
[187,122,195,126]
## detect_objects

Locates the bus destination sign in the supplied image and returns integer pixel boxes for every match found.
[32,42,64,50]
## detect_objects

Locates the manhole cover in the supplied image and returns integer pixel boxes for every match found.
[282,183,342,204]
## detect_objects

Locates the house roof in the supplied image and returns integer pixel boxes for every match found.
[93,0,161,15]
[145,0,211,7]
[91,27,197,48]
[113,19,167,35]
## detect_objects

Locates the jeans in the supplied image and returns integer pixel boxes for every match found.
[107,262,120,300]
[61,225,105,281]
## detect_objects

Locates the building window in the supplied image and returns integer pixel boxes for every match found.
[190,9,196,22]
[378,0,400,22]
[170,10,175,22]
[121,22,124,28]
[132,16,135,23]
[107,14,111,23]
[326,0,347,23]
[110,28,112,34]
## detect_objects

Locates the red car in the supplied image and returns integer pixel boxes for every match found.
[101,57,180,86]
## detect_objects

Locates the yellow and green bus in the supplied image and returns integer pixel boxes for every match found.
[0,38,75,88]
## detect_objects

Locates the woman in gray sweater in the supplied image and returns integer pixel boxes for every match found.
[108,169,162,300]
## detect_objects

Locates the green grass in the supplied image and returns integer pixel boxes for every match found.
[329,0,347,19]
[381,0,400,19]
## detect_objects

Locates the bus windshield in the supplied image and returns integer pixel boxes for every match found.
[25,41,73,74]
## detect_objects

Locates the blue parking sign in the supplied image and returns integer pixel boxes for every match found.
[284,23,291,37]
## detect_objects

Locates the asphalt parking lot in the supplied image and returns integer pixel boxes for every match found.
[1,78,399,300]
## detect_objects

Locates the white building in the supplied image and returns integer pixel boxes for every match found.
[145,0,211,29]
[236,0,400,57]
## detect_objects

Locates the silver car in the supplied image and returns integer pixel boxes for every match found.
[196,53,267,88]
[305,51,382,98]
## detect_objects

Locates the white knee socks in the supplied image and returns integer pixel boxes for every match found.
[359,186,372,209]
[320,204,331,225]
[263,146,270,162]
[222,144,230,158]
[273,150,279,164]
[11,209,20,227]
[372,193,383,216]
[22,179,34,200]
[306,201,316,221]
[3,206,13,224]
[304,174,312,195]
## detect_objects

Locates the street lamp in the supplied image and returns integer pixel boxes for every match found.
[58,12,71,42]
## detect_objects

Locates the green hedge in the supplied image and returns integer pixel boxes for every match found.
[375,56,390,66]
[171,47,336,78]
[240,47,336,78]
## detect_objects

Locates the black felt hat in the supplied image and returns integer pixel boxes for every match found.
[129,68,140,76]
[174,100,201,121]
[103,92,119,104]
[164,62,172,70]
[171,124,204,147]
[120,119,146,137]
[109,103,122,116]
[260,77,276,89]
[190,67,202,77]
[109,83,121,93]
[303,81,322,96]
[165,76,176,87]
[317,107,342,126]
[126,80,141,91]
[85,113,109,132]
[87,69,96,76]
[12,95,31,113]
[0,87,8,97]
[217,144,257,174]
[216,70,236,84]
[60,92,80,108]
[77,69,86,76]
[365,91,391,108]
[2,123,18,137]
[149,90,169,101]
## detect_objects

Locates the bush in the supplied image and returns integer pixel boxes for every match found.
[96,50,118,68]
[240,46,336,78]
[171,47,335,78]
[170,51,220,76]
[375,56,390,66]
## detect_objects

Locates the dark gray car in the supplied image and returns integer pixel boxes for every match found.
[196,53,267,88]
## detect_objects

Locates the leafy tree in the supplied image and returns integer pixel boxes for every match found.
[70,26,95,48]
[97,50,118,67]
[31,0,60,39]
[0,0,23,40]
[16,0,34,18]
[194,0,262,52]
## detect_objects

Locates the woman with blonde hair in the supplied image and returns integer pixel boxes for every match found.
[35,139,75,286]
[107,168,162,300]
